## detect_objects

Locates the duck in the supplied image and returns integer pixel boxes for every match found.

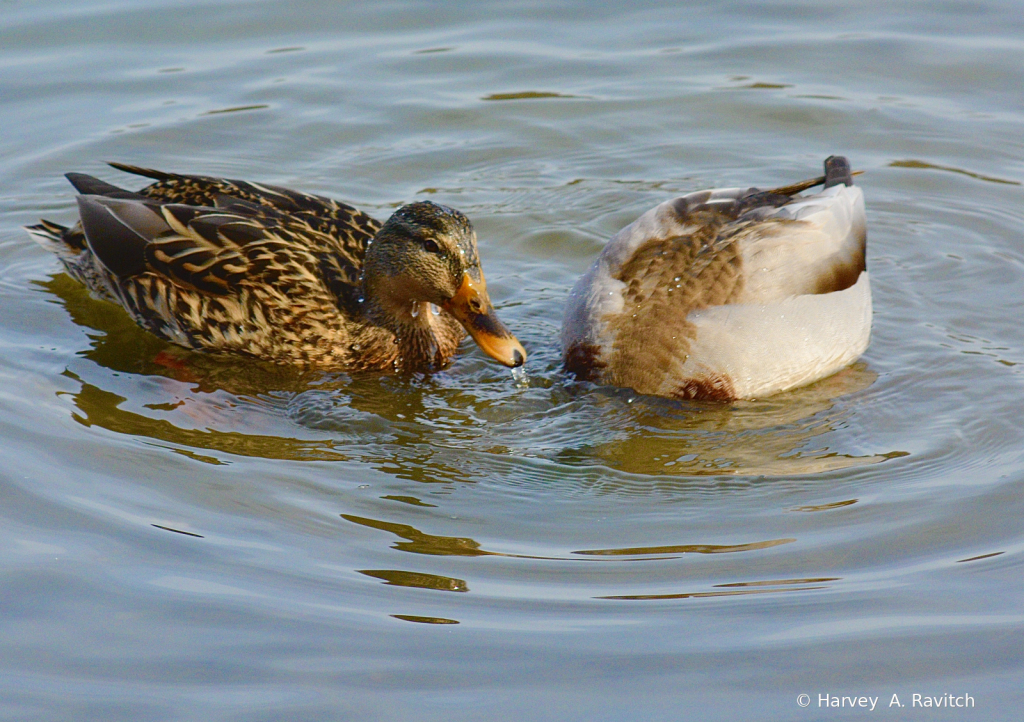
[562,156,869,401]
[27,163,526,372]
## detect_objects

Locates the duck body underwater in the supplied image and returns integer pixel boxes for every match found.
[562,156,870,401]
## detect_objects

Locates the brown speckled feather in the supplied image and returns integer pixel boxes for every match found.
[605,213,747,394]
[26,165,481,371]
[108,163,381,316]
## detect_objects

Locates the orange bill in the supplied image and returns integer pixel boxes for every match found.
[442,272,526,368]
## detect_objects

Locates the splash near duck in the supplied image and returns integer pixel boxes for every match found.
[562,156,869,401]
[27,164,526,372]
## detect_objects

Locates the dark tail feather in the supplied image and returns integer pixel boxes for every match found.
[766,156,858,197]
[65,172,146,200]
[107,162,175,182]
[823,155,853,188]
[767,174,827,197]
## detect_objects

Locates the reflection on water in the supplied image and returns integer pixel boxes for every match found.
[151,524,205,538]
[482,91,584,101]
[563,362,896,476]
[343,514,491,557]
[359,568,468,593]
[572,538,795,557]
[888,159,1021,186]
[344,512,800,566]
[956,551,1005,564]
[793,498,858,512]
[381,494,438,508]
[65,376,348,463]
[600,576,839,601]
[391,614,460,625]
[43,269,898,479]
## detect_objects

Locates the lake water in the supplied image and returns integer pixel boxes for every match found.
[2,1,1023,719]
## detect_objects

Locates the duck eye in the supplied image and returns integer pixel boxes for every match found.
[422,238,440,254]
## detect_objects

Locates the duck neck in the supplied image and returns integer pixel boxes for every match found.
[360,276,453,368]
[361,272,429,333]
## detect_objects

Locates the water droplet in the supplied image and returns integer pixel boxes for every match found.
[357,297,365,304]
[410,303,420,318]
[352,343,360,351]
[510,365,528,387]
[673,276,681,282]
[430,303,441,316]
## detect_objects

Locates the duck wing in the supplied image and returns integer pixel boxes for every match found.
[105,164,380,311]
[73,191,359,350]
[75,190,361,291]
[59,167,381,314]
[107,162,380,241]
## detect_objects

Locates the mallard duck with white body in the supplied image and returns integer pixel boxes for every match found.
[562,156,870,401]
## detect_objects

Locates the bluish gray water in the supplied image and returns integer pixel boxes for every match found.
[2,1,1023,720]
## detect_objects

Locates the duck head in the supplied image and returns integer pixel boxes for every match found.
[362,201,526,368]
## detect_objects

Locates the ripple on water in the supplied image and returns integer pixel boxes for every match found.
[4,2,1024,714]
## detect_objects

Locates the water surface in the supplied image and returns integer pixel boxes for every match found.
[2,1,1023,720]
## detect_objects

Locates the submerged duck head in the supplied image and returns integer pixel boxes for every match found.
[363,201,526,368]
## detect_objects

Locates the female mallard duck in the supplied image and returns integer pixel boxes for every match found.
[562,156,869,401]
[27,163,526,371]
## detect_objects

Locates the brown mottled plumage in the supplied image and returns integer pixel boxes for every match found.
[27,164,526,371]
[563,156,871,401]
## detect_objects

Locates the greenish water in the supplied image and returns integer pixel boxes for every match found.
[2,1,1023,720]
